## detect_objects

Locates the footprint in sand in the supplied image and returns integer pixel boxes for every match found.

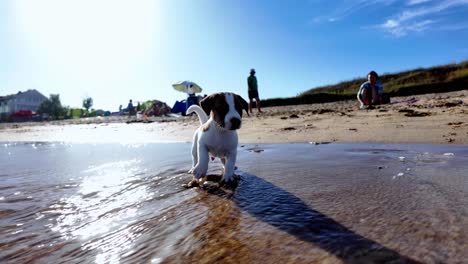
[447,122,464,129]
[404,111,431,117]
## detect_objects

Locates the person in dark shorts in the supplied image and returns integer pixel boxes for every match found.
[247,68,263,113]
[127,99,135,116]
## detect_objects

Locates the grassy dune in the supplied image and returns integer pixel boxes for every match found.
[263,60,468,107]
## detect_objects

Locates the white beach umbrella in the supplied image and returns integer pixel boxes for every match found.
[172,81,203,94]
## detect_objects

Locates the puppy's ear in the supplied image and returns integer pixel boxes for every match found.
[234,94,249,116]
[200,93,218,116]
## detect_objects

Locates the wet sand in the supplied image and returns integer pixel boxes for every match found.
[1,142,468,263]
[0,90,467,144]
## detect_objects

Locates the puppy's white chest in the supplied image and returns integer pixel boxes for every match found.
[198,124,238,158]
[206,134,237,157]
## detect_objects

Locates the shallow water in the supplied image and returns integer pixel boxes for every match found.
[1,142,467,263]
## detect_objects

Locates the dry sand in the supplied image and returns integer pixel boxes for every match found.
[0,90,467,144]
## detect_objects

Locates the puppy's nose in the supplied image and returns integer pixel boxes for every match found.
[230,118,241,130]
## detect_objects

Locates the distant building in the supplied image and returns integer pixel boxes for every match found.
[0,89,48,115]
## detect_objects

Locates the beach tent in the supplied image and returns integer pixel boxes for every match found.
[171,81,203,115]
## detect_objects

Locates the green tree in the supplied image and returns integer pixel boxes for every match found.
[37,94,67,120]
[68,108,82,119]
[82,97,93,116]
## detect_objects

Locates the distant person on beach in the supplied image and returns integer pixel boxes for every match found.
[357,71,384,108]
[247,68,263,113]
[127,99,135,116]
[144,101,159,116]
[119,105,123,116]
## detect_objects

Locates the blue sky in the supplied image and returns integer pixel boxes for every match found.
[1,0,467,111]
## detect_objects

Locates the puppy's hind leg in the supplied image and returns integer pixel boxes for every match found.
[186,133,203,188]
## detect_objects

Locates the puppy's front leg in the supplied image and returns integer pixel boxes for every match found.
[189,143,209,179]
[222,151,237,182]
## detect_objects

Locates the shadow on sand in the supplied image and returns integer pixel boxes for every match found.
[226,172,420,264]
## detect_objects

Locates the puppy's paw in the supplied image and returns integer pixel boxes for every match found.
[189,164,208,179]
[219,176,239,189]
[219,173,240,188]
[222,173,234,183]
[183,178,200,188]
[221,172,239,183]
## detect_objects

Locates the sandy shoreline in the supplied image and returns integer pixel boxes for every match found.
[1,90,467,144]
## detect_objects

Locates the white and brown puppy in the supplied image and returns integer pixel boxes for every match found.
[187,92,249,186]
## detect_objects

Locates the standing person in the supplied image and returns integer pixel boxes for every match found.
[357,71,383,109]
[127,99,135,116]
[247,68,263,113]
[136,102,141,112]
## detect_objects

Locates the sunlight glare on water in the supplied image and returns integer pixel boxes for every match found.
[52,159,146,239]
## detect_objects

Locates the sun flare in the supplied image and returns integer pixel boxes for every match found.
[12,0,160,85]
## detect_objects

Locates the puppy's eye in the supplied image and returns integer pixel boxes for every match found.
[216,103,226,109]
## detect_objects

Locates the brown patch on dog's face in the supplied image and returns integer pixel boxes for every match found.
[200,92,249,129]
[200,93,229,127]
[233,94,249,117]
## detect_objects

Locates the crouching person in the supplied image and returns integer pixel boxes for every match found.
[357,71,389,108]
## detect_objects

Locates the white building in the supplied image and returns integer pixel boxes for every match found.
[0,89,48,115]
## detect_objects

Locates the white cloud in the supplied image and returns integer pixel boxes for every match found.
[310,0,468,37]
[379,0,468,37]
[311,0,397,23]
[407,0,432,5]
[383,19,400,28]
[407,19,435,32]
[380,19,435,36]
[398,0,468,22]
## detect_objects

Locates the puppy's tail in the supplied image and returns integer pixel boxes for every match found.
[187,105,209,125]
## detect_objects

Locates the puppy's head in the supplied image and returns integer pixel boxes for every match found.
[200,92,249,130]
